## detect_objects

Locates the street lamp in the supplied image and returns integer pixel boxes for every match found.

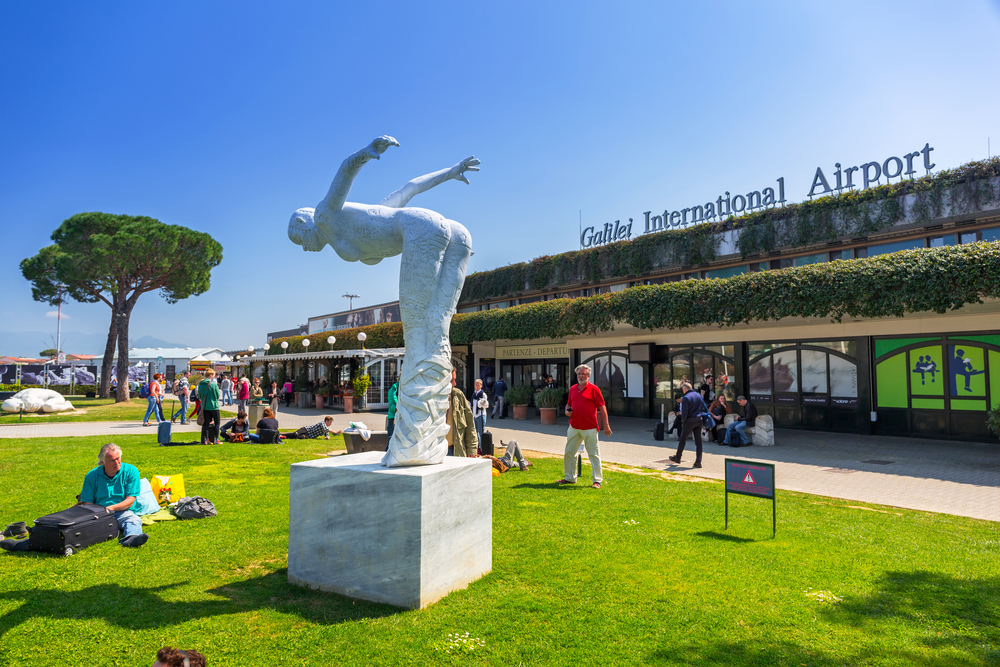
[281,341,288,353]
[327,336,336,345]
[302,338,311,349]
[358,332,367,350]
[263,343,270,352]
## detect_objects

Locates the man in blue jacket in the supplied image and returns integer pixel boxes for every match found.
[668,382,708,469]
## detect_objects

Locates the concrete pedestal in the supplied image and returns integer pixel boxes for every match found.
[288,451,492,609]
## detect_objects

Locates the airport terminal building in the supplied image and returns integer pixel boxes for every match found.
[453,158,1000,442]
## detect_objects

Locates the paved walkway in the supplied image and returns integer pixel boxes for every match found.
[2,407,998,521]
[483,415,1000,522]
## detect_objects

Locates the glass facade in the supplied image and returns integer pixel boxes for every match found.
[747,340,860,432]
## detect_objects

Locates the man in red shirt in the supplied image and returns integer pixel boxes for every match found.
[557,364,612,489]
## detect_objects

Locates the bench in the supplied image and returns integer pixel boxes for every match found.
[721,414,775,446]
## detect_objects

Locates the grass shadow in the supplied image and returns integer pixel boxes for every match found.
[826,570,1000,662]
[694,530,756,543]
[511,482,586,491]
[0,569,401,638]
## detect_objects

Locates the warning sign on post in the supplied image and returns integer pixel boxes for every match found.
[726,459,774,499]
[725,458,776,537]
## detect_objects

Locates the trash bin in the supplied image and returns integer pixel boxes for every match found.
[248,402,267,426]
[343,431,389,454]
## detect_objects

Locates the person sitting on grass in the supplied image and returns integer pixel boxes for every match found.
[152,646,206,667]
[220,411,250,442]
[4,443,153,552]
[80,443,149,547]
[286,415,342,440]
[249,407,284,443]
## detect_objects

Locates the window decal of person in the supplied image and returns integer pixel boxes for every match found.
[911,355,938,385]
[950,347,985,394]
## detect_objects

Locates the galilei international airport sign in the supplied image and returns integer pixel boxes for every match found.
[579,143,937,249]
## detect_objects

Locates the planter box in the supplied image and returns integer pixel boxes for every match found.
[344,395,354,414]
[539,407,557,425]
[315,395,326,409]
[512,405,529,420]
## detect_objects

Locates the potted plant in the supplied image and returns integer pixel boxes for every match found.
[314,385,329,409]
[536,387,565,425]
[506,384,534,420]
[352,371,371,411]
[988,402,1000,441]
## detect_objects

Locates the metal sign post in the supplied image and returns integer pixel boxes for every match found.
[725,458,776,538]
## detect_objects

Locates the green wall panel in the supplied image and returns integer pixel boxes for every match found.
[875,337,938,359]
[876,354,908,408]
[991,351,1000,410]
[909,345,944,396]
[912,398,945,409]
[949,335,1000,348]
[950,399,987,411]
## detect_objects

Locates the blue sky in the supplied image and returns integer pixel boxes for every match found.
[2,1,999,356]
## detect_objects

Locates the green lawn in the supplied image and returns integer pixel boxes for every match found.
[0,397,158,424]
[0,435,997,666]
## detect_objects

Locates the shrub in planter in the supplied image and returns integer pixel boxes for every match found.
[505,384,534,406]
[537,387,565,408]
[988,402,1000,441]
[505,384,535,421]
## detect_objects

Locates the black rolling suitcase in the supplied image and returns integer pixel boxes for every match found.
[28,503,120,555]
[158,420,172,444]
[480,430,494,456]
[654,422,665,441]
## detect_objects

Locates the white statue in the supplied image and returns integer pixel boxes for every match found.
[288,136,479,467]
[2,388,74,413]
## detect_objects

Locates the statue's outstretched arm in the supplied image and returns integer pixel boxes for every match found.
[379,156,480,209]
[317,136,400,215]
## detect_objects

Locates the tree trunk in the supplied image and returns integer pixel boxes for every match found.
[99,316,117,399]
[114,308,132,403]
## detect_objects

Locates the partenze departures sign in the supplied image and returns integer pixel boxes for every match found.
[579,143,936,249]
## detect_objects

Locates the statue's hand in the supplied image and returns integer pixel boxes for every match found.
[365,135,400,160]
[448,156,481,184]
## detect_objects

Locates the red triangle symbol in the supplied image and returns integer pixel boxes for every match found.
[742,471,756,484]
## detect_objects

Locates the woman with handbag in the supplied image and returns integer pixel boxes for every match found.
[220,411,250,442]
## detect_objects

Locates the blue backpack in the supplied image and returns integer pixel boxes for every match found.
[139,382,151,399]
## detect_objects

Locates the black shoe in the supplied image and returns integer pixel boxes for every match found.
[668,455,681,464]
[121,534,149,548]
[2,522,27,538]
[692,462,702,468]
[1,538,30,552]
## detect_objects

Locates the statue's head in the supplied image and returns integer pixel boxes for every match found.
[288,208,325,252]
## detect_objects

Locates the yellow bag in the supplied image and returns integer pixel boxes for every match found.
[150,474,186,507]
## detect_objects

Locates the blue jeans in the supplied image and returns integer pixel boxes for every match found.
[222,389,233,405]
[113,510,143,541]
[172,395,189,423]
[725,420,750,444]
[474,415,485,448]
[144,397,162,423]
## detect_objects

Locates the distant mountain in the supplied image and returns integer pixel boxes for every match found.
[0,331,110,358]
[130,335,189,349]
[0,332,191,358]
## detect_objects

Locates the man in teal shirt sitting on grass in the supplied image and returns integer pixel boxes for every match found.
[79,443,149,548]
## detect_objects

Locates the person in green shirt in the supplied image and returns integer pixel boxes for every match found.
[79,443,148,548]
[198,369,223,445]
[387,368,400,440]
